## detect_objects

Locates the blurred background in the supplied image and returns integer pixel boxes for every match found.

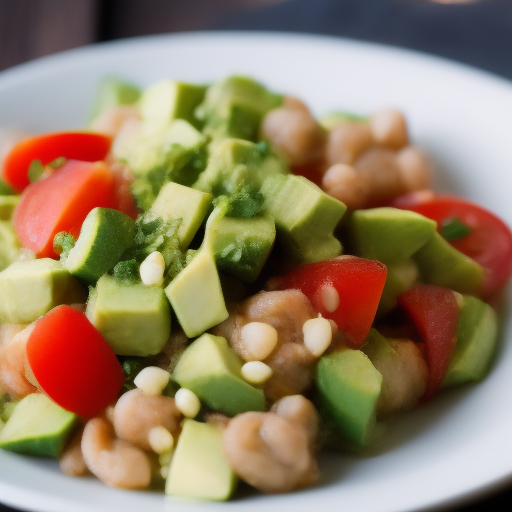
[1,0,512,511]
[1,0,512,79]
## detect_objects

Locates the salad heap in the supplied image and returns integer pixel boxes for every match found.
[0,75,510,498]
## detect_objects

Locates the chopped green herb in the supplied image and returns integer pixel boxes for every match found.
[113,213,196,285]
[213,185,263,219]
[48,157,67,170]
[441,217,472,241]
[27,160,44,183]
[53,232,76,259]
[120,357,147,391]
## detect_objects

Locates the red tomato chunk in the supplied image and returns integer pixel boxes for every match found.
[395,192,512,298]
[14,159,117,258]
[2,131,111,192]
[270,255,387,349]
[26,305,123,417]
[398,284,460,400]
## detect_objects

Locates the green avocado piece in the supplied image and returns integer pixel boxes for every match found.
[319,111,367,131]
[377,258,419,317]
[65,208,135,284]
[86,274,171,356]
[0,394,77,457]
[173,333,265,416]
[148,182,212,248]
[115,119,207,209]
[166,419,238,500]
[349,207,437,263]
[442,295,498,387]
[140,80,206,133]
[89,77,140,122]
[206,207,276,283]
[414,231,484,295]
[0,220,20,272]
[0,259,86,324]
[0,195,20,220]
[196,75,282,141]
[165,248,228,338]
[315,347,382,446]
[193,138,288,196]
[262,174,346,263]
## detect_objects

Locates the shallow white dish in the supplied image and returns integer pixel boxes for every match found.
[1,31,512,512]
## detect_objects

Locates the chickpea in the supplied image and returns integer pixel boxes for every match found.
[0,323,37,399]
[261,105,325,167]
[113,389,182,451]
[264,342,315,402]
[223,408,319,494]
[59,426,88,477]
[82,417,151,489]
[355,147,406,204]
[321,163,370,209]
[370,109,409,149]
[396,145,433,192]
[271,395,319,447]
[325,121,373,167]
[371,338,428,420]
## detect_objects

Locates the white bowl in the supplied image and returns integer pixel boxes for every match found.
[1,32,512,512]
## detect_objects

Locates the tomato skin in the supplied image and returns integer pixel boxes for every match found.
[270,256,387,348]
[14,159,117,258]
[2,132,112,192]
[398,284,460,400]
[291,163,324,187]
[26,305,124,417]
[394,192,512,298]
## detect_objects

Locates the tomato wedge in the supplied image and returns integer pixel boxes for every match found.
[398,284,460,400]
[2,132,111,192]
[394,192,512,298]
[14,159,117,258]
[26,305,124,417]
[269,256,387,348]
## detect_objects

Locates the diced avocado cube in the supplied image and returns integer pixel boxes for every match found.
[140,80,206,133]
[173,334,265,416]
[0,394,77,457]
[166,419,238,500]
[193,138,288,196]
[90,77,140,122]
[165,249,228,338]
[117,119,206,178]
[262,174,346,263]
[442,296,498,388]
[349,207,437,263]
[197,75,282,141]
[315,348,382,446]
[0,259,86,324]
[377,258,419,317]
[115,119,207,207]
[0,195,20,220]
[148,182,212,248]
[86,274,171,356]
[208,211,276,283]
[65,208,135,284]
[414,231,484,295]
[0,220,20,272]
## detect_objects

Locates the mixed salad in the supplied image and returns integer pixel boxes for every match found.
[0,75,510,499]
